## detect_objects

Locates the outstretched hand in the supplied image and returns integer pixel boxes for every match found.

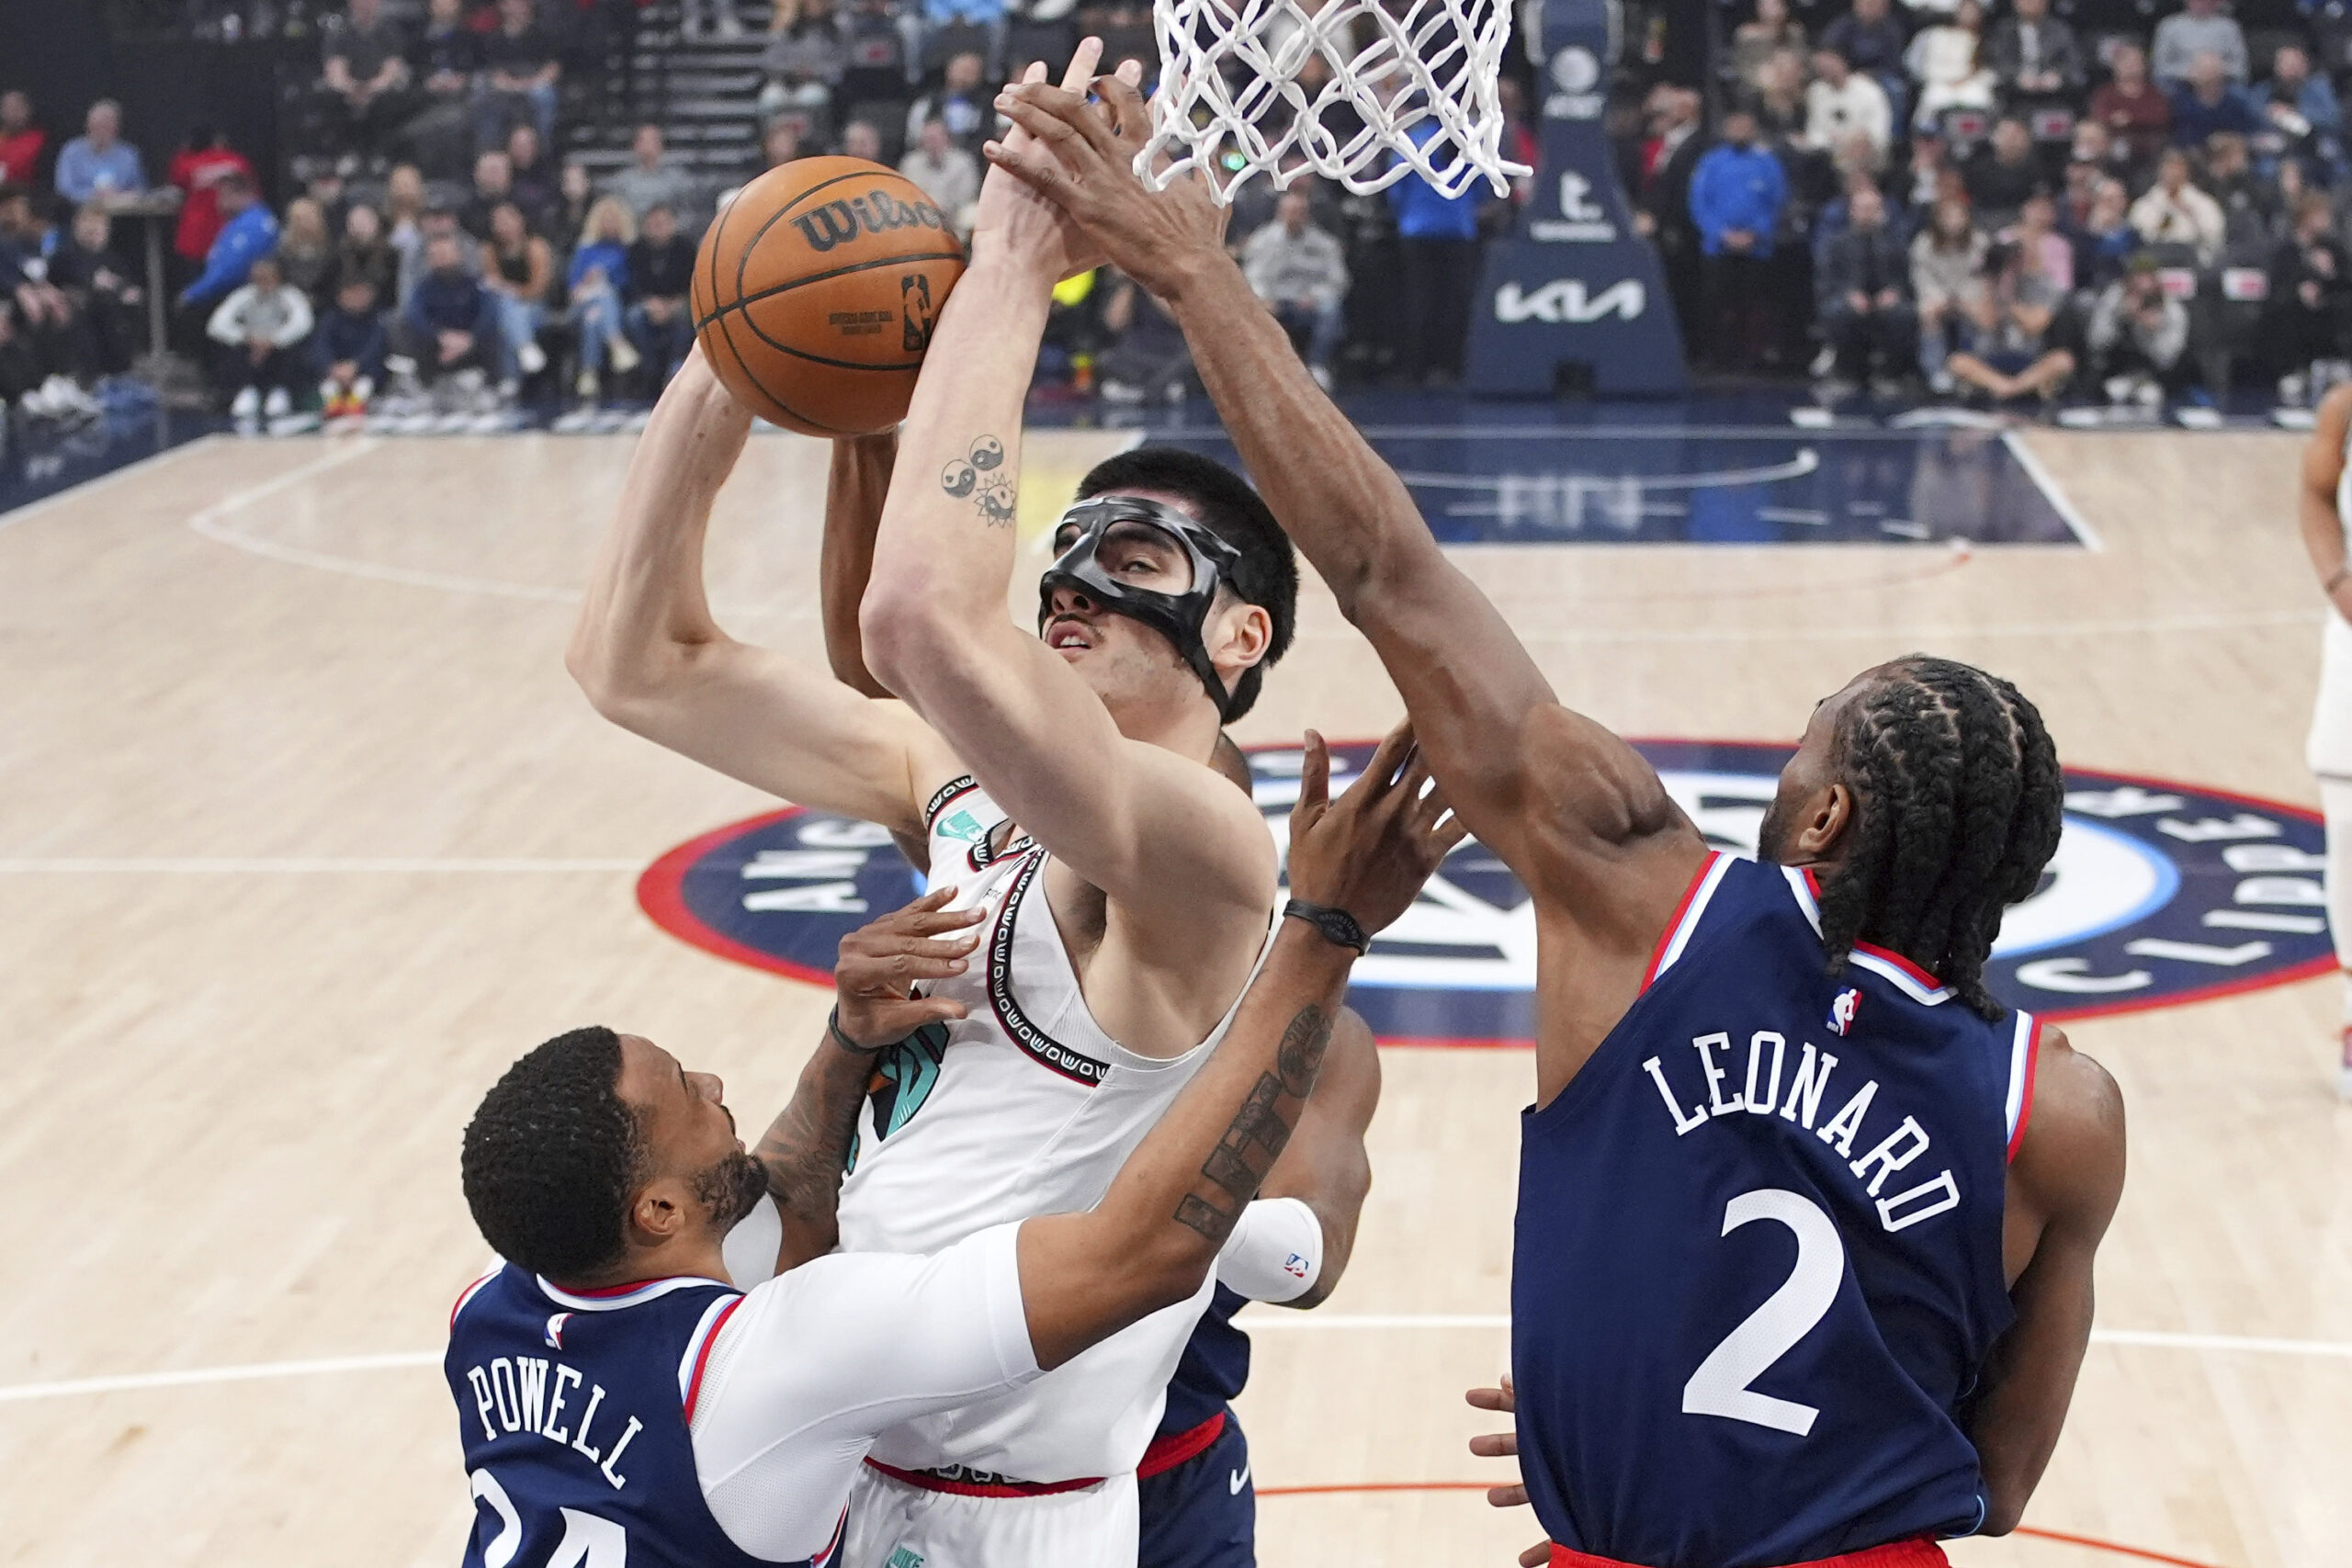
[1285,722,1465,938]
[971,40,1146,285]
[984,68,1228,300]
[832,885,982,1049]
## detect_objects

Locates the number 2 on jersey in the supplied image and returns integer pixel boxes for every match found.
[1680,1189,1845,1437]
[469,1469,628,1567]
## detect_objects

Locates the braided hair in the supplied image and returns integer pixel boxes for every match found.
[1815,657,2064,1020]
[461,1026,647,1280]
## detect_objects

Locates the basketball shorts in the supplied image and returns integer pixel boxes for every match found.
[2309,610,2352,780]
[844,1458,1139,1568]
[1136,1416,1255,1568]
[1549,1539,1948,1568]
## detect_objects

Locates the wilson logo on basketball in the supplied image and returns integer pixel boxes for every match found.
[639,740,2335,1043]
[790,190,952,253]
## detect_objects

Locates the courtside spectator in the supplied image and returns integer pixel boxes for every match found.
[1986,0,2084,110]
[1912,194,1986,388]
[2087,255,2189,400]
[2259,46,2340,168]
[2073,177,2140,288]
[2093,42,2172,168]
[505,126,557,231]
[2204,131,2279,245]
[2010,191,2075,290]
[476,0,563,152]
[278,197,338,297]
[179,171,277,309]
[2152,0,2246,86]
[2171,51,2262,146]
[609,124,701,226]
[1965,117,2045,226]
[50,204,141,375]
[2131,146,2226,261]
[208,254,315,420]
[1947,236,2076,402]
[759,0,845,137]
[905,52,992,155]
[841,119,884,163]
[483,200,553,380]
[1816,184,1917,388]
[625,202,696,384]
[1388,117,1486,385]
[339,203,400,301]
[1807,50,1893,171]
[1242,187,1350,388]
[397,208,480,309]
[568,196,641,400]
[1906,0,1996,130]
[320,0,414,159]
[0,93,45,187]
[1823,0,1910,109]
[2267,191,2352,389]
[315,273,389,414]
[168,127,254,278]
[0,185,82,387]
[1690,108,1789,369]
[408,0,481,174]
[1731,0,1808,96]
[56,101,145,204]
[552,160,594,246]
[461,152,518,241]
[401,231,499,387]
[899,118,979,236]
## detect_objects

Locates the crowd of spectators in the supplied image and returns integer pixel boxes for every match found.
[1630,0,2352,407]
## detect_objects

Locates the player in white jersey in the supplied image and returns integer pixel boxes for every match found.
[2297,383,2352,1097]
[566,45,1315,1562]
[449,731,1459,1568]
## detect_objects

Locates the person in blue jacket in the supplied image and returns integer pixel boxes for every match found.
[1386,119,1487,386]
[178,171,278,309]
[1687,110,1789,368]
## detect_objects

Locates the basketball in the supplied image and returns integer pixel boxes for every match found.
[690,156,967,436]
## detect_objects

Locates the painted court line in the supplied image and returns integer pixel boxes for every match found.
[2001,429,2108,553]
[2,1323,2343,1406]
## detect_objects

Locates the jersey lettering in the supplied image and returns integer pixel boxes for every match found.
[1680,1190,1844,1437]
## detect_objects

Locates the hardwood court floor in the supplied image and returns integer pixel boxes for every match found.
[0,423,2343,1568]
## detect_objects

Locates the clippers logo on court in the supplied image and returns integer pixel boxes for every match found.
[639,739,2335,1043]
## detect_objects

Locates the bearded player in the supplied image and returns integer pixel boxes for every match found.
[990,76,2127,1568]
[568,44,1322,1568]
[821,433,1382,1568]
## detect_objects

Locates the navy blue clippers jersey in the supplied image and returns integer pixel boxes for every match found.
[1514,854,2039,1568]
[1158,1284,1252,1438]
[447,1266,835,1568]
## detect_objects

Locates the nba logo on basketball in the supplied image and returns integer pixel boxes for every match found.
[1827,987,1862,1037]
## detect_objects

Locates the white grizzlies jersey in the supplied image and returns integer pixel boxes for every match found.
[2312,418,2352,775]
[835,775,1272,1483]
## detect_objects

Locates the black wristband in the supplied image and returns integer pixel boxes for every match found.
[1283,897,1371,954]
[827,1005,888,1055]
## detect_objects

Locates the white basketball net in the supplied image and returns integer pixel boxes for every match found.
[1140,0,1530,205]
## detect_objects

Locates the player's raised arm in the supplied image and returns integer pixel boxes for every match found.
[2299,385,2352,608]
[1967,1027,2126,1533]
[566,344,936,838]
[820,430,898,700]
[856,44,1274,924]
[1238,1005,1378,1307]
[984,78,1704,900]
[1016,727,1461,1366]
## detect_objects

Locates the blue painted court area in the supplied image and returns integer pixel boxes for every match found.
[1152,420,2086,547]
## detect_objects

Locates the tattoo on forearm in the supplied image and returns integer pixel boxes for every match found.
[755,1043,875,1227]
[939,434,1015,526]
[1173,1003,1334,1241]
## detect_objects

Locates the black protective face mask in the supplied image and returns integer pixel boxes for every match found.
[1038,494,1245,720]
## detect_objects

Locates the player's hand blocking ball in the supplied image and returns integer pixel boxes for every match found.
[690,156,966,436]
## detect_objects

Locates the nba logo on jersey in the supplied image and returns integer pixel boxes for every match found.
[1282,1252,1309,1280]
[543,1312,571,1348]
[1827,987,1862,1036]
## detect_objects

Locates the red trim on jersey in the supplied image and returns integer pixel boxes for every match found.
[1639,853,1720,992]
[862,1457,1104,1498]
[568,1277,670,1298]
[1136,1411,1228,1479]
[1852,939,1949,994]
[1551,1536,1949,1568]
[2007,1016,2044,1164]
[449,1270,498,1330]
[681,1295,743,1423]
